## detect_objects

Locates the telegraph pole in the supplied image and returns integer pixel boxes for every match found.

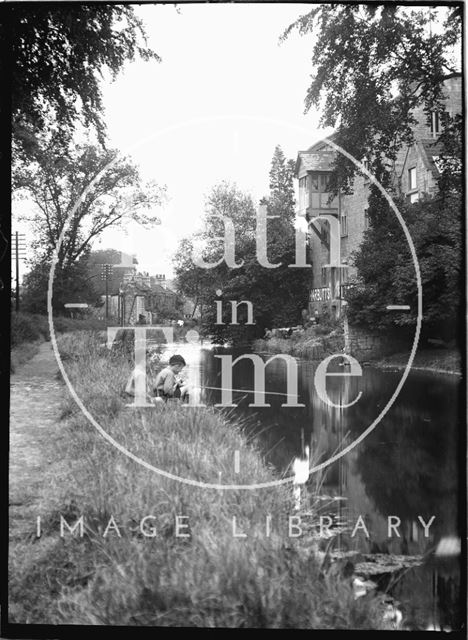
[101,264,113,320]
[12,232,26,312]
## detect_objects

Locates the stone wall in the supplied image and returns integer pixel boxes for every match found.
[256,325,411,363]
[348,325,410,361]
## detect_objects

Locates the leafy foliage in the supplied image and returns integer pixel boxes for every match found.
[22,253,98,314]
[15,138,165,313]
[14,139,166,270]
[284,5,462,339]
[9,4,159,149]
[347,191,462,340]
[174,148,311,344]
[436,113,463,194]
[282,5,461,191]
[173,181,256,337]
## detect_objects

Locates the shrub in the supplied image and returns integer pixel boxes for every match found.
[11,312,110,348]
[10,342,41,372]
[11,312,49,346]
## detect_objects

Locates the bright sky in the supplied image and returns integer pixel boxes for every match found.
[94,3,331,276]
[13,4,459,282]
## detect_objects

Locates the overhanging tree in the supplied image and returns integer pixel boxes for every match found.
[282,4,462,190]
[283,5,462,339]
[8,4,160,152]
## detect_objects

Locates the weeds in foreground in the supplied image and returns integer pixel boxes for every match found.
[10,341,42,373]
[9,330,386,628]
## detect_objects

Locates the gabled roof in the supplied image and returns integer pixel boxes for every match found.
[418,139,446,178]
[150,283,177,296]
[294,135,338,176]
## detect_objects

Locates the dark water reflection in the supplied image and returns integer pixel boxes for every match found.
[158,342,462,630]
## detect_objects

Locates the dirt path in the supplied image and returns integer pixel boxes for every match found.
[9,341,64,542]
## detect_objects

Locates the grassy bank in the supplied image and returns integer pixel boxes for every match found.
[10,340,43,372]
[9,330,390,628]
[372,348,462,376]
[11,312,49,372]
[254,326,344,360]
[10,312,111,372]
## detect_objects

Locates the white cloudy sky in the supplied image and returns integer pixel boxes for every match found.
[95,2,331,276]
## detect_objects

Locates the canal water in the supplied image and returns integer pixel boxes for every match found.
[153,340,462,631]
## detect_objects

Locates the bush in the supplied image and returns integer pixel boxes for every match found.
[11,312,110,348]
[11,312,49,347]
[10,342,42,373]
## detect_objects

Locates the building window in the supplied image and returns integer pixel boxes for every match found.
[364,208,369,230]
[340,213,348,237]
[430,111,441,136]
[322,221,330,246]
[341,265,348,284]
[408,167,417,191]
[309,172,339,211]
[299,176,308,211]
[310,173,330,192]
[321,266,328,287]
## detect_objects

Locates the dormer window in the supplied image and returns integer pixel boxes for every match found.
[408,167,417,190]
[407,167,419,202]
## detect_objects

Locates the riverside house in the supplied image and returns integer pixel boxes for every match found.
[295,73,462,319]
[106,271,179,325]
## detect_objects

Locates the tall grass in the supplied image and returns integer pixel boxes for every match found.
[11,312,50,347]
[10,312,111,372]
[9,330,388,628]
[10,341,42,372]
[11,312,112,347]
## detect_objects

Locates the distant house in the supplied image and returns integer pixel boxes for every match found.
[146,282,179,320]
[102,270,182,325]
[88,250,138,297]
[106,279,149,325]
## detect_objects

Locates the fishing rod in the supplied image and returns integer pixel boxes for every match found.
[201,385,303,398]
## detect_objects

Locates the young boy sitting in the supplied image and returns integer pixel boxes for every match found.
[153,354,188,402]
